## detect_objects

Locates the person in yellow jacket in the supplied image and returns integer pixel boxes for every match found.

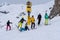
[31,15,35,29]
[27,16,31,25]
[18,17,26,31]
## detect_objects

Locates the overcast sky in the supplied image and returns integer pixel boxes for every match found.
[0,0,52,5]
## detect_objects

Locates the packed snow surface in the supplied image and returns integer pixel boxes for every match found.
[0,0,60,40]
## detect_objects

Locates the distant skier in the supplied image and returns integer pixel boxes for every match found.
[37,13,42,25]
[18,17,26,31]
[44,11,49,25]
[31,15,35,29]
[6,20,12,31]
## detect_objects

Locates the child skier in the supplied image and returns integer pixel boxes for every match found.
[31,15,35,29]
[44,11,49,25]
[6,20,12,31]
[37,13,42,25]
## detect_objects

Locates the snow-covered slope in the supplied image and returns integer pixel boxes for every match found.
[0,0,60,40]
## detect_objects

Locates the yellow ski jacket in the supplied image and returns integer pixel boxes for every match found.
[18,22,22,28]
[31,17,35,23]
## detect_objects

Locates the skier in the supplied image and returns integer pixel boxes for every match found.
[6,20,12,31]
[44,11,49,25]
[37,13,42,25]
[25,23,29,31]
[18,17,26,31]
[31,15,35,29]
